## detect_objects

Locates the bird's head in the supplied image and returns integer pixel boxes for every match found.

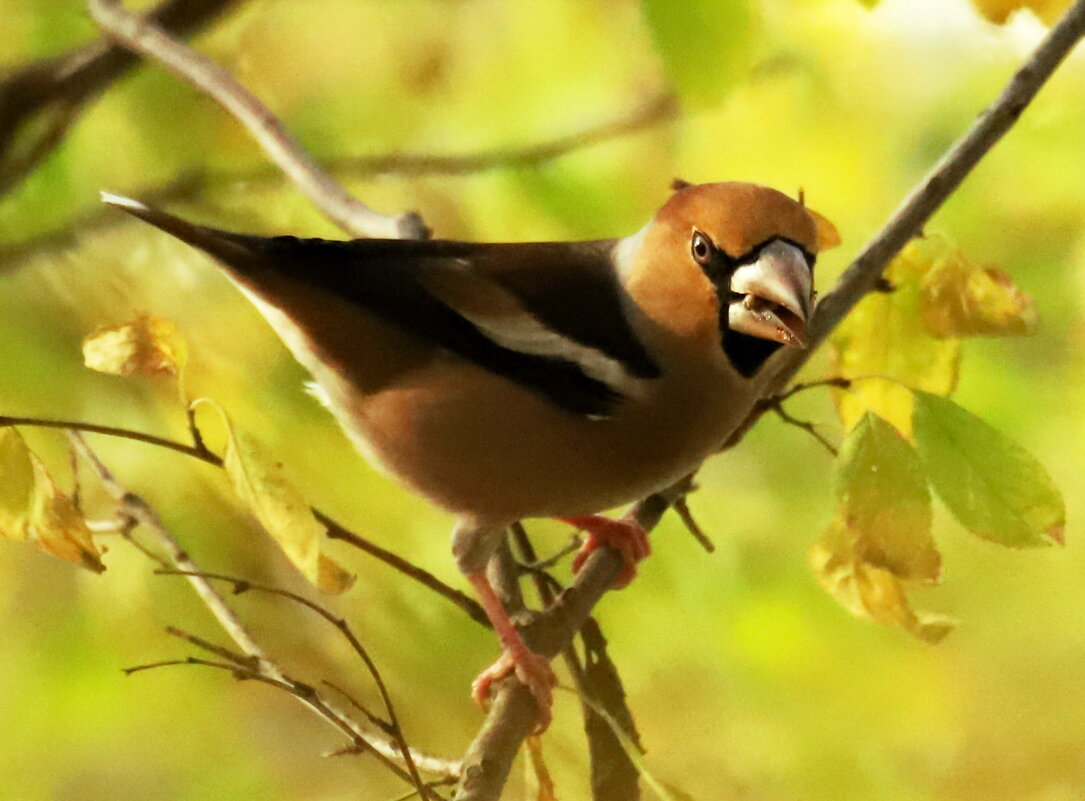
[620,181,840,376]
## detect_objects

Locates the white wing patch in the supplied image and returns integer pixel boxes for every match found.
[423,263,644,402]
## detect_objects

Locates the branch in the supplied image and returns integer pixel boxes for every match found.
[0,0,242,197]
[154,569,428,794]
[453,3,1085,796]
[0,94,675,275]
[0,414,483,625]
[326,92,678,177]
[87,0,428,240]
[68,432,459,787]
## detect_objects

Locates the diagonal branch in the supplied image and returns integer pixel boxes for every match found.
[0,93,676,275]
[87,0,428,240]
[452,3,1085,797]
[68,432,459,788]
[0,0,243,197]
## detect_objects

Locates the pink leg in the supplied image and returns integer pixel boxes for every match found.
[560,514,650,589]
[467,571,556,730]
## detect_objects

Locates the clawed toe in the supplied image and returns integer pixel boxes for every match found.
[472,646,556,731]
[562,515,650,588]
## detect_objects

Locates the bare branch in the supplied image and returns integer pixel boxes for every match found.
[0,415,482,627]
[0,0,242,197]
[68,432,459,786]
[0,95,674,275]
[766,403,839,457]
[453,4,1085,795]
[326,92,678,178]
[153,567,428,794]
[86,0,427,240]
[163,624,260,670]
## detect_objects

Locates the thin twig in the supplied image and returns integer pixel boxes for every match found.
[326,92,677,177]
[770,377,852,404]
[516,533,581,575]
[163,624,260,670]
[123,656,282,683]
[454,5,1085,795]
[767,403,839,457]
[0,415,220,464]
[0,415,483,627]
[68,432,458,786]
[154,567,428,793]
[120,654,434,790]
[87,0,427,241]
[319,511,488,627]
[672,495,715,553]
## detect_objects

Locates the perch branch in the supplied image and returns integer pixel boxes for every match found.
[453,3,1085,797]
[87,0,428,240]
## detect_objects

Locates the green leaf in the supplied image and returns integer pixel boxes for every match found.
[912,392,1065,547]
[836,413,939,582]
[640,0,754,106]
[811,413,950,643]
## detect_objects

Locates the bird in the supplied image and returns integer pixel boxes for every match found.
[101,181,839,728]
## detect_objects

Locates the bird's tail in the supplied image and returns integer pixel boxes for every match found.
[100,191,259,268]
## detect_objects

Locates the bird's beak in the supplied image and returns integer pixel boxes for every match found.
[727,240,813,348]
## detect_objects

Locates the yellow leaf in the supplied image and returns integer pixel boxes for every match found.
[318,554,357,594]
[810,536,954,645]
[27,459,105,573]
[205,401,354,594]
[83,314,188,377]
[831,242,960,436]
[0,430,35,541]
[920,251,1038,338]
[0,431,104,572]
[970,0,1071,24]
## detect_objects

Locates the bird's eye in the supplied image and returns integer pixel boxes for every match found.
[691,231,713,265]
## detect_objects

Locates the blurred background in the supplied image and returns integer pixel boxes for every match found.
[1,0,1084,799]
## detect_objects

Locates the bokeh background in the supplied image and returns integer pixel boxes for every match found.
[2,0,1084,799]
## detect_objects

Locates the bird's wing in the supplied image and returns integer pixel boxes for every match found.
[101,195,659,417]
[252,236,662,417]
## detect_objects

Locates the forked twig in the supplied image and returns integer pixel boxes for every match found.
[67,432,457,791]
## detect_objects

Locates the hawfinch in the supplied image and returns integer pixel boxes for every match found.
[102,181,838,726]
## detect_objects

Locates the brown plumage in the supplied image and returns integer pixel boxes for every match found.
[102,181,839,728]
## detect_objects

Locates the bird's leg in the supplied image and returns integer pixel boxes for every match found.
[466,571,556,728]
[560,514,650,588]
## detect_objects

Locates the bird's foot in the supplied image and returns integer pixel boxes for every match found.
[561,514,650,588]
[471,643,557,731]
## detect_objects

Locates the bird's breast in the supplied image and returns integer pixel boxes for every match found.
[317,346,748,525]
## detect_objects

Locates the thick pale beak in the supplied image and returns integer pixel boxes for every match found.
[727,240,813,347]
